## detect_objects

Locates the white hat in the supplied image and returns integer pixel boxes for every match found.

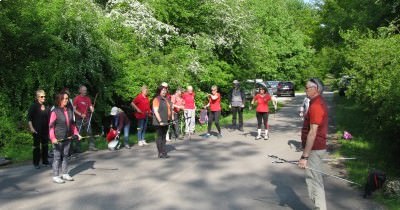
[161,82,168,87]
[233,80,240,84]
[110,107,119,116]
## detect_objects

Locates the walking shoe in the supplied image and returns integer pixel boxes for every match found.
[238,127,244,132]
[166,138,172,142]
[138,141,144,146]
[255,135,262,140]
[203,133,211,138]
[142,140,149,146]
[34,165,40,169]
[125,145,131,149]
[264,134,269,140]
[62,174,74,181]
[53,176,65,184]
[42,162,50,167]
[217,134,222,139]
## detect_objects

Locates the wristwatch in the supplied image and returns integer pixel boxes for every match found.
[300,155,309,160]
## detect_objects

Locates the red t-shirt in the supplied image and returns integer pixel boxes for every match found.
[133,94,151,119]
[182,92,196,109]
[209,93,221,112]
[301,95,328,150]
[253,94,271,112]
[73,95,92,116]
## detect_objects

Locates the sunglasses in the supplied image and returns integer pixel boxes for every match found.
[39,96,46,98]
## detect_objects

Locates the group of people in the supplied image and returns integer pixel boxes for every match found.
[27,78,329,210]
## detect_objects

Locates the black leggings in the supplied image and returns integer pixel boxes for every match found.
[156,126,168,155]
[208,111,221,134]
[256,112,269,129]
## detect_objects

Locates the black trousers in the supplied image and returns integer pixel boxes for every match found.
[231,106,243,128]
[208,111,221,134]
[256,112,269,129]
[32,133,49,166]
[156,126,168,155]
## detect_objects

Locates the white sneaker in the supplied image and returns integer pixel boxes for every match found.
[255,135,262,140]
[53,176,65,184]
[142,140,149,146]
[62,174,74,181]
[138,141,144,146]
[166,138,172,142]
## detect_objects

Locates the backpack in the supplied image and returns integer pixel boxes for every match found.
[364,170,386,198]
[199,109,208,125]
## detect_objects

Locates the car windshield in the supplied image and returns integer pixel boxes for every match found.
[267,81,279,87]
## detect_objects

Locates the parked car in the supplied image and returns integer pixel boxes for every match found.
[338,75,353,97]
[277,81,295,97]
[266,81,279,95]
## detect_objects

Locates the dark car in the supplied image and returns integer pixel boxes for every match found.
[266,81,279,95]
[277,81,295,97]
[338,75,353,97]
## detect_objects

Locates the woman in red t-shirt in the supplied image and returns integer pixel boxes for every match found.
[131,86,151,146]
[204,85,222,138]
[251,86,277,140]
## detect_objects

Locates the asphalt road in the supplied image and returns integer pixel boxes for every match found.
[0,92,385,210]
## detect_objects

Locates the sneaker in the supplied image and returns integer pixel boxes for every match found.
[255,135,262,140]
[264,134,269,140]
[217,134,222,139]
[203,133,211,138]
[42,163,50,167]
[125,145,131,149]
[142,141,149,146]
[166,138,172,142]
[238,127,244,132]
[138,141,144,146]
[34,165,40,169]
[53,176,65,184]
[62,174,74,181]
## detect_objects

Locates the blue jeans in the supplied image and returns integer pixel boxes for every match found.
[137,118,148,140]
[123,124,130,145]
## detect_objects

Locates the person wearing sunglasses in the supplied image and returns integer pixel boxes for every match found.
[298,78,328,210]
[27,89,50,169]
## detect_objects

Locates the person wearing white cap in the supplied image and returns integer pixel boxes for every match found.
[110,107,131,149]
[228,80,246,131]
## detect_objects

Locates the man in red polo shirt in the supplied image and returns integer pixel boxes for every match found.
[298,78,328,210]
[131,85,151,146]
[182,85,196,136]
[73,85,97,151]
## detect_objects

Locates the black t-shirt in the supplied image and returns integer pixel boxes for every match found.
[27,101,50,135]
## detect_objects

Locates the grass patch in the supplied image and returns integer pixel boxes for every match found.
[334,94,400,209]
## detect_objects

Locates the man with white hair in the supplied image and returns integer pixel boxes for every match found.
[298,78,328,210]
[182,85,196,137]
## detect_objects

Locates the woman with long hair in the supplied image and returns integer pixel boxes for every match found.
[49,92,81,183]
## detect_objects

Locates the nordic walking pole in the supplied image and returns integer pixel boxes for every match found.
[267,155,361,186]
[78,103,88,133]
[86,93,99,133]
